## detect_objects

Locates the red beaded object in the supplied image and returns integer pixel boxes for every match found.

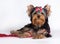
[0,34,18,37]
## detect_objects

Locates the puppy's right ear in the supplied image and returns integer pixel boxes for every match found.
[27,5,34,16]
[44,4,51,17]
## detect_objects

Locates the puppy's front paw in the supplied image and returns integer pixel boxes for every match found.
[33,33,46,39]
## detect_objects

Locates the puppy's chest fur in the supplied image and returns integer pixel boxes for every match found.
[17,18,48,33]
[22,23,45,32]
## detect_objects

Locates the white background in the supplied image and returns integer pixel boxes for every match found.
[0,0,60,32]
[0,0,60,44]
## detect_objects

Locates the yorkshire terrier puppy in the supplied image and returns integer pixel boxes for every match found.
[10,4,51,39]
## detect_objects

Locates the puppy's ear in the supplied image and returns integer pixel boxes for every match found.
[44,4,51,17]
[27,5,34,16]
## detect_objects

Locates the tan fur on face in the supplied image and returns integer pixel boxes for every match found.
[32,14,45,27]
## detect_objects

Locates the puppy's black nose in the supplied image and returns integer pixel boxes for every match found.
[37,15,40,18]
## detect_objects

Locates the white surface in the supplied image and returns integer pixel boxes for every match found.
[0,0,60,44]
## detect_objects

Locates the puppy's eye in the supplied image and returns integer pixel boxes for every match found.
[41,13,44,15]
[34,12,36,14]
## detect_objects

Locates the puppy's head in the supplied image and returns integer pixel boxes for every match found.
[27,4,51,27]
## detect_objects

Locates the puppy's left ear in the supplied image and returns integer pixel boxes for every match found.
[27,5,34,17]
[44,4,51,17]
